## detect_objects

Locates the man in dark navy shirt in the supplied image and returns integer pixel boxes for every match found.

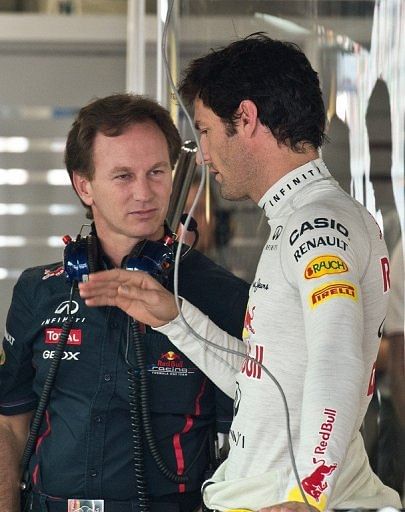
[0,94,248,512]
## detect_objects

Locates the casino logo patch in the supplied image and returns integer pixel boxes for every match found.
[310,281,357,308]
[304,254,348,279]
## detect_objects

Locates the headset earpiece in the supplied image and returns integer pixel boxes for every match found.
[63,231,99,283]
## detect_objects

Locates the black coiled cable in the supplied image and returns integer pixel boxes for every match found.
[128,365,149,512]
[20,284,76,509]
[129,319,189,484]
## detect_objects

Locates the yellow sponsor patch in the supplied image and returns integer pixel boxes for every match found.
[310,281,357,308]
[287,486,326,511]
[304,254,348,279]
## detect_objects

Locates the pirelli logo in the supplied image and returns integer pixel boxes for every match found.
[310,281,357,308]
[304,254,348,279]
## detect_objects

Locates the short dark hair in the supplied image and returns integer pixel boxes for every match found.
[179,33,326,151]
[65,93,182,217]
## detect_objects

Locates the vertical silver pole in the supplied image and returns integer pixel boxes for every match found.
[156,0,168,106]
[126,0,146,94]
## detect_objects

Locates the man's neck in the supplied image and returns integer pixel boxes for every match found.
[95,227,165,268]
[250,144,320,203]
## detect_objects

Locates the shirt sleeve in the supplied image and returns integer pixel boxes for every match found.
[280,207,369,510]
[0,271,37,415]
[155,299,246,398]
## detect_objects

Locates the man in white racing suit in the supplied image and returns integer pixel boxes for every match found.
[79,35,402,512]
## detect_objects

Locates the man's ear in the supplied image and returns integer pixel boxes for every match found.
[72,171,93,207]
[238,99,259,138]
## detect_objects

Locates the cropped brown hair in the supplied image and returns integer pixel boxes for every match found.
[65,93,182,217]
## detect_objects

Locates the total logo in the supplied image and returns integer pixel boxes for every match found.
[304,255,348,279]
[43,350,80,361]
[44,328,82,345]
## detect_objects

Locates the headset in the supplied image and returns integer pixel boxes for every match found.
[62,224,177,284]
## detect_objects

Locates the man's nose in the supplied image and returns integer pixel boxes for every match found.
[196,141,210,166]
[133,177,153,201]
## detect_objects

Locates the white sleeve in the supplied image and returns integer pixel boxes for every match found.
[154,298,246,398]
[281,207,368,508]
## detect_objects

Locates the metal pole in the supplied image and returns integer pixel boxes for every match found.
[167,141,198,231]
[126,0,146,94]
[156,0,168,106]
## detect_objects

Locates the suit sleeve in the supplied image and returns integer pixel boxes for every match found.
[281,207,369,510]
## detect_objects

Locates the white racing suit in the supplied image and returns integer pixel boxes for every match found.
[156,159,402,511]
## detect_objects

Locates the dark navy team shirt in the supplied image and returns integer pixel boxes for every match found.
[0,249,248,500]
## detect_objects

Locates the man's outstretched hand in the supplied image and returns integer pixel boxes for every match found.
[78,269,179,327]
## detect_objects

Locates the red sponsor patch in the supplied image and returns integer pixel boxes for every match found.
[42,266,64,280]
[44,328,82,345]
[158,351,183,368]
[301,461,337,502]
[380,256,390,293]
[367,361,376,396]
[241,343,264,380]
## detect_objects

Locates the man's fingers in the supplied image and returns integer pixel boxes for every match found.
[78,268,179,327]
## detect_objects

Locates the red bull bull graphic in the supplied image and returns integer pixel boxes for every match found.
[159,351,183,367]
[290,408,338,505]
[150,350,194,377]
[301,460,337,502]
[242,305,256,342]
[42,266,64,280]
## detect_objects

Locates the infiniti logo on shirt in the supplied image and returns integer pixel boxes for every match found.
[55,300,79,315]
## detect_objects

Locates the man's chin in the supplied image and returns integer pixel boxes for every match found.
[219,186,249,202]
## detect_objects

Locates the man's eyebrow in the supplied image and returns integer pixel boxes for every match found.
[149,161,171,170]
[109,166,130,175]
[194,120,201,130]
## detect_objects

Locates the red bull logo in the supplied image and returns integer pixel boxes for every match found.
[301,461,337,502]
[242,306,256,342]
[158,351,183,368]
[380,256,390,293]
[241,343,264,380]
[160,351,181,361]
[42,266,64,280]
[367,361,376,396]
